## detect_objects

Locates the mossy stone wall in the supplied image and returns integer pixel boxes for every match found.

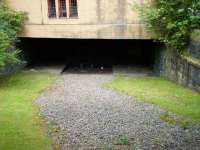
[155,42,200,92]
[189,29,200,59]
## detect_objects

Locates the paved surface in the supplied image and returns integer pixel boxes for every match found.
[113,66,154,76]
[36,74,200,150]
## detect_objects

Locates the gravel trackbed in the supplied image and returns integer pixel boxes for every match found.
[36,74,200,150]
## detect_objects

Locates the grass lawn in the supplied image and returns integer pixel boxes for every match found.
[105,76,200,122]
[0,70,58,150]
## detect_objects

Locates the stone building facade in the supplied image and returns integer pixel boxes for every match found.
[8,0,149,39]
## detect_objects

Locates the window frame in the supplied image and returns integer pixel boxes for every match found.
[58,0,67,18]
[47,0,78,19]
[47,0,57,18]
[69,0,78,18]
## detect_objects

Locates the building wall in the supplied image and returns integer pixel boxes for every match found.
[8,0,150,39]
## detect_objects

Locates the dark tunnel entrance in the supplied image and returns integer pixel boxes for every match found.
[18,38,157,74]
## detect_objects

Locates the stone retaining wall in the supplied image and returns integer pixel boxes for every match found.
[0,61,26,75]
[155,44,200,92]
[188,38,200,59]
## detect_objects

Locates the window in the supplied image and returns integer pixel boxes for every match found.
[48,0,56,18]
[69,0,78,17]
[47,0,78,19]
[59,0,67,17]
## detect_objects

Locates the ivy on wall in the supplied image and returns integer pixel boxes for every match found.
[139,0,200,53]
[0,0,26,68]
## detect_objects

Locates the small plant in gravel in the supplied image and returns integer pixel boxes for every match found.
[102,147,112,150]
[114,135,130,145]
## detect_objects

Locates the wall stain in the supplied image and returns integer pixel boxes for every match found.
[117,0,126,38]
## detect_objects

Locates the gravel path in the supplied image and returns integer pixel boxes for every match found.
[36,74,200,150]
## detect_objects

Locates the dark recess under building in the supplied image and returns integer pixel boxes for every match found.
[18,38,158,73]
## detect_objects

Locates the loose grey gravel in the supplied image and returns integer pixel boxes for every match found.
[36,74,200,150]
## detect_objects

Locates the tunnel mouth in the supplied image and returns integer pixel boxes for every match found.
[18,38,157,74]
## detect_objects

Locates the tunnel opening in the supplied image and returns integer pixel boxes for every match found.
[18,38,157,74]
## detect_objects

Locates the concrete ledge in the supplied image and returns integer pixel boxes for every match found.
[20,24,150,39]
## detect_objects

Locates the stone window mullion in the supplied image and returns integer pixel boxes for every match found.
[55,0,59,18]
[66,0,70,18]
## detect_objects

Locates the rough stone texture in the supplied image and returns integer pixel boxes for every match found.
[0,61,26,75]
[188,39,200,59]
[37,74,200,150]
[155,45,200,92]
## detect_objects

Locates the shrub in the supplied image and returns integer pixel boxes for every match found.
[139,0,200,53]
[0,0,26,68]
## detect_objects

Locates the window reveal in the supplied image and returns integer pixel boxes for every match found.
[48,0,56,18]
[59,0,67,17]
[47,0,78,19]
[69,0,78,18]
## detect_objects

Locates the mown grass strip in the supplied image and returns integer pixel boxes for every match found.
[0,71,58,150]
[105,76,200,123]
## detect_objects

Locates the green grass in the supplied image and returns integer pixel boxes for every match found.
[0,70,58,150]
[181,52,200,66]
[114,135,130,146]
[191,29,200,41]
[103,147,112,150]
[105,76,200,122]
[160,113,190,129]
